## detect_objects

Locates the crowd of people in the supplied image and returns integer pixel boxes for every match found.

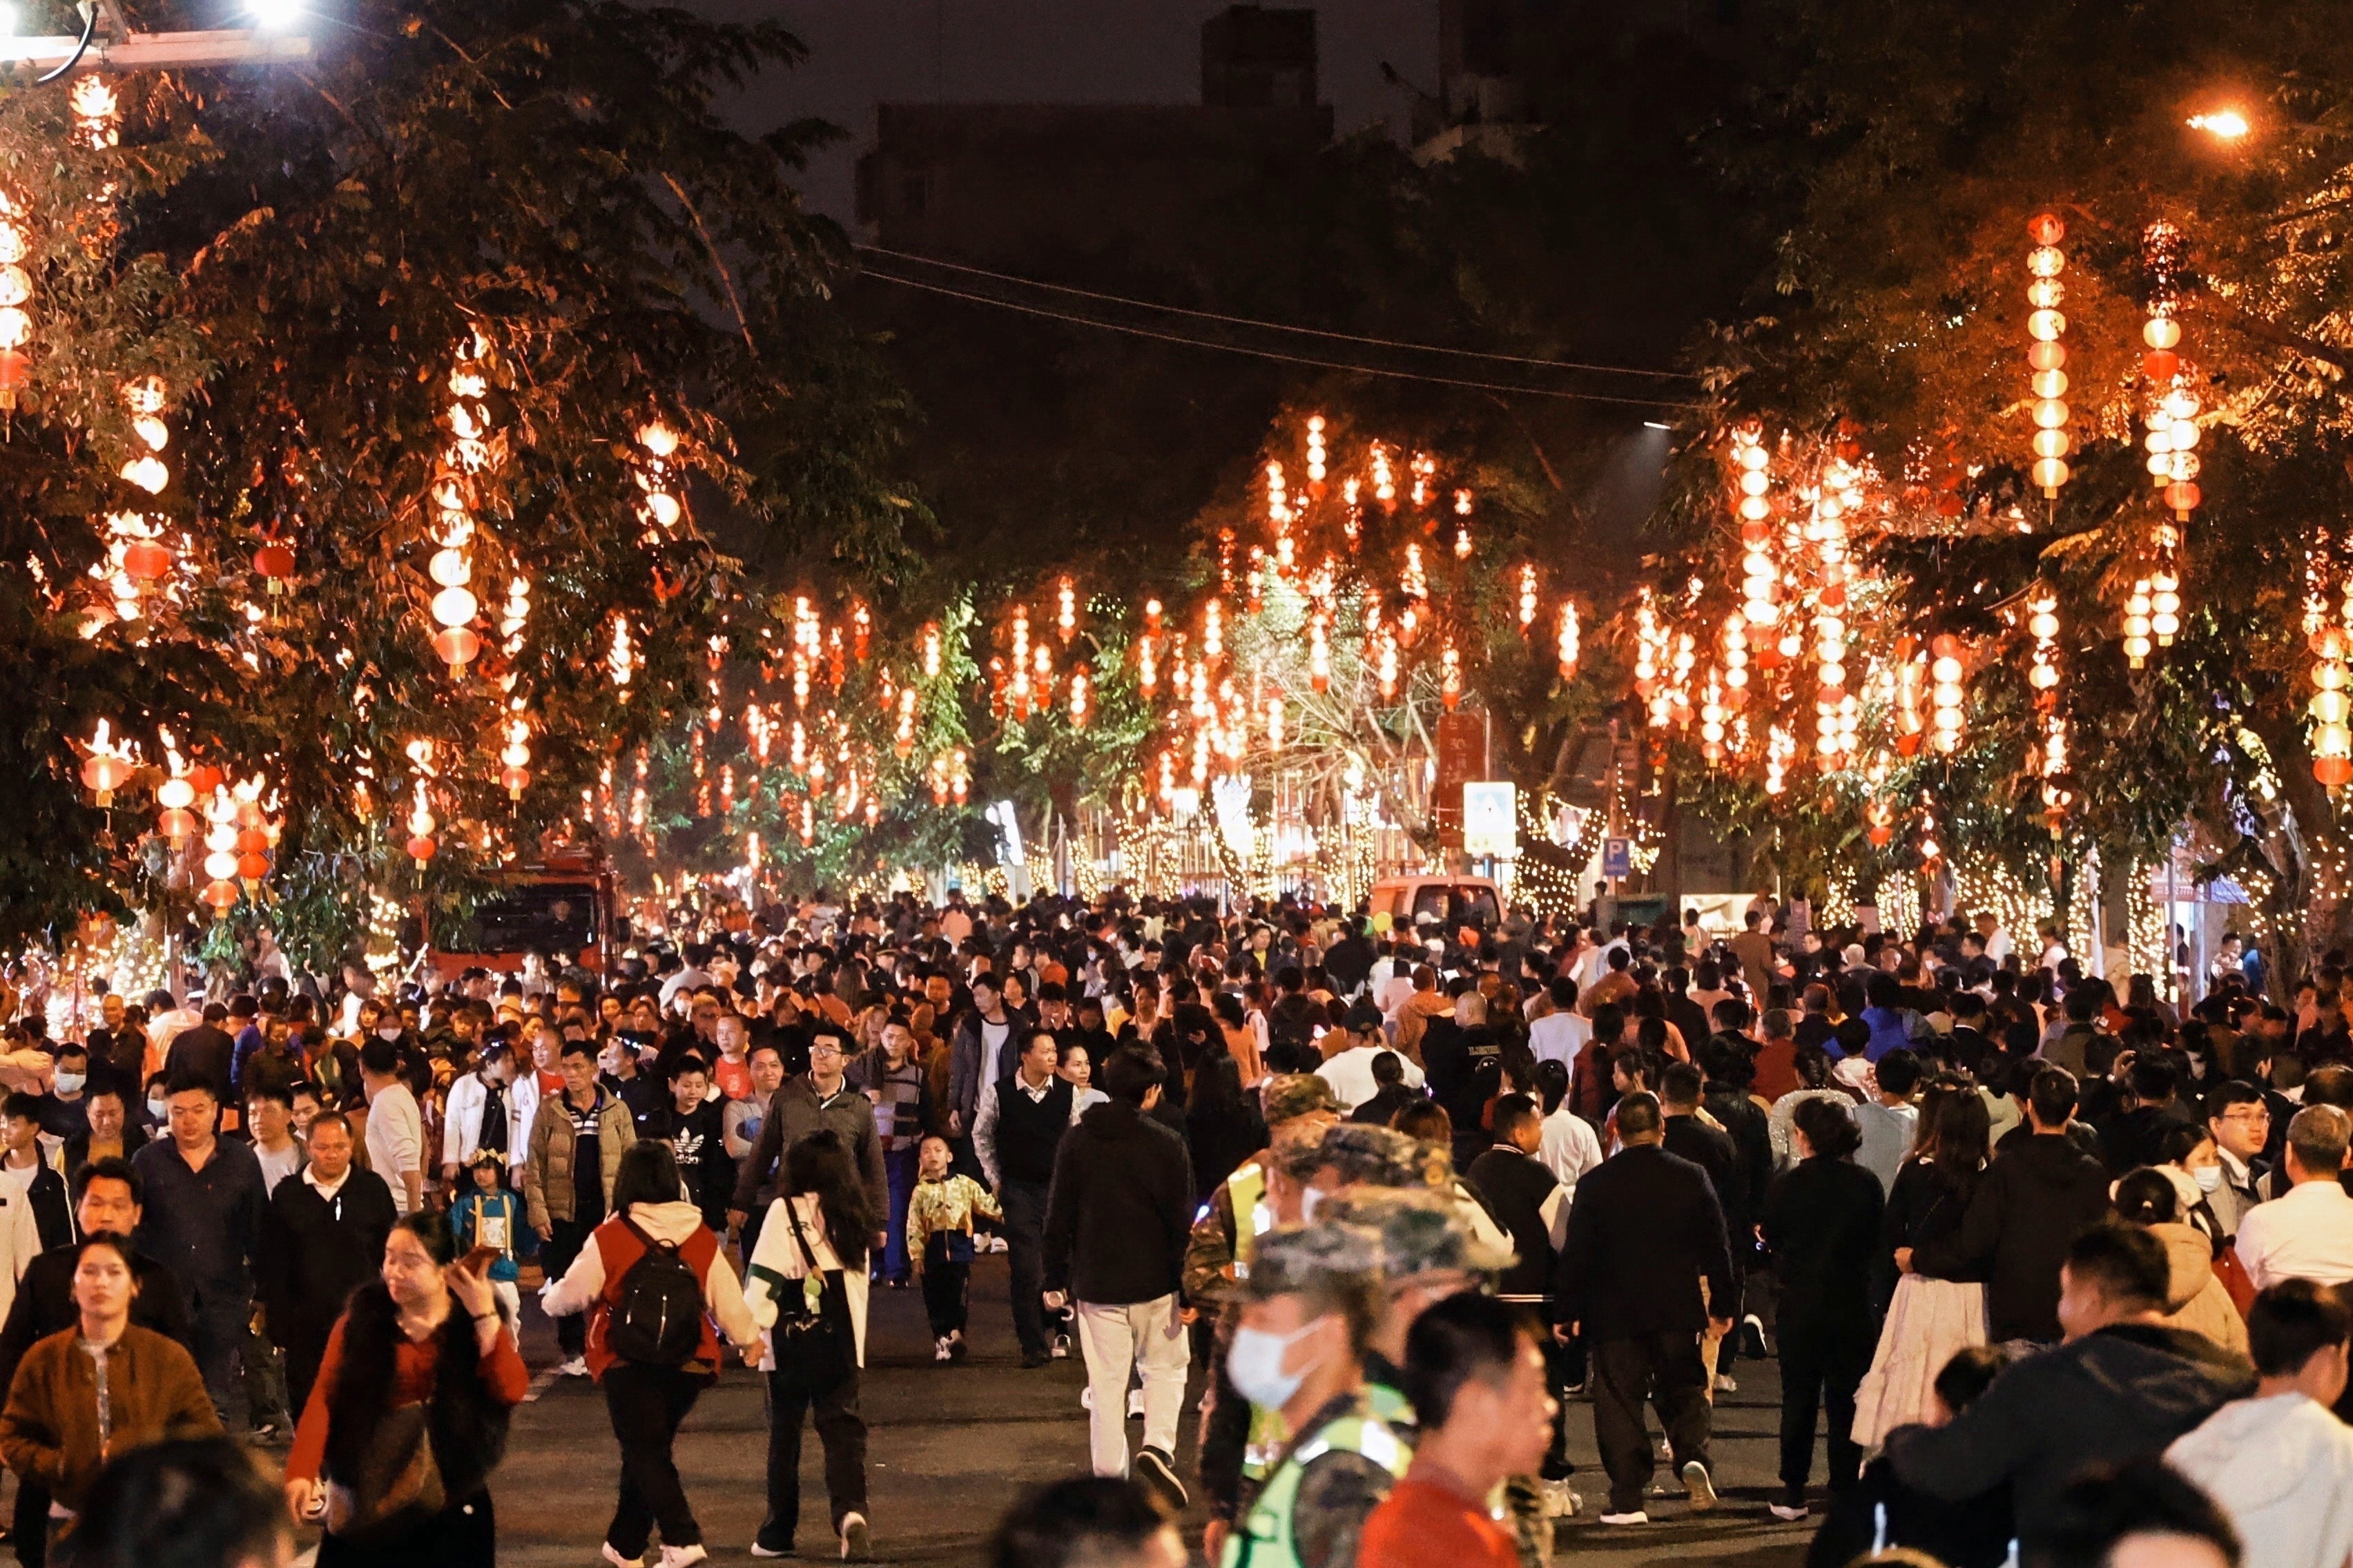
[0,888,2339,1568]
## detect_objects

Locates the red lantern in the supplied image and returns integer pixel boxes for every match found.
[2028,210,2064,246]
[0,349,28,405]
[2319,757,2353,788]
[187,764,223,797]
[2165,481,2201,515]
[432,626,480,669]
[157,808,196,843]
[235,851,269,880]
[122,539,172,581]
[254,543,295,594]
[405,835,438,864]
[202,878,239,914]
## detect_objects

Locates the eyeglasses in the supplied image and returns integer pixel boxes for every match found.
[2218,1108,2271,1124]
[809,1043,844,1058]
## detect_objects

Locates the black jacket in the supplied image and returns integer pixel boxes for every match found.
[1885,1322,2254,1543]
[1551,1143,1734,1339]
[1912,1130,2110,1342]
[1348,1085,1422,1127]
[163,1024,237,1103]
[11,1161,72,1253]
[640,1098,733,1228]
[61,1123,148,1177]
[1422,1020,1500,1137]
[1043,1100,1194,1305]
[0,1246,191,1395]
[1465,1145,1562,1299]
[1663,1113,1741,1219]
[255,1168,399,1351]
[1759,1155,1884,1328]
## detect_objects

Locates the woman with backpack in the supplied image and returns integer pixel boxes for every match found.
[541,1141,759,1568]
[744,1130,875,1560]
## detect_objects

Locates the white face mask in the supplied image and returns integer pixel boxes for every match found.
[2194,1163,2225,1193]
[377,1025,403,1042]
[1227,1317,1330,1412]
[54,1072,84,1095]
[147,1096,169,1122]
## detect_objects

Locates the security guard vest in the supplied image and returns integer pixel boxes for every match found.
[1222,1396,1413,1568]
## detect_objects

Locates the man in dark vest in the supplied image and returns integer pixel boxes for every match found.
[974,1029,1075,1368]
[0,1158,193,1568]
[255,1110,398,1419]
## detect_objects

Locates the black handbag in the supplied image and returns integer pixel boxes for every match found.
[770,1201,856,1396]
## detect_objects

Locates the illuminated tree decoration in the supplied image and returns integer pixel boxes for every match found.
[0,191,33,412]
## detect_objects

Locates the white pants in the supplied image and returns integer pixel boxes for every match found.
[1075,1293,1190,1477]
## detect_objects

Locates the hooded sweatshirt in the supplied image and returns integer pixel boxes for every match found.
[2167,1392,2353,1568]
[539,1199,758,1378]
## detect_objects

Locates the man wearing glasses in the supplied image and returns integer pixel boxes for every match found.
[2207,1083,2272,1240]
[728,1025,890,1259]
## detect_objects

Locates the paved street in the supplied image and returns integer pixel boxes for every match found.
[477,1256,1819,1567]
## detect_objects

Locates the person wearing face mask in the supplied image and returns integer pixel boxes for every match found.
[1214,1221,1408,1568]
[35,1045,90,1143]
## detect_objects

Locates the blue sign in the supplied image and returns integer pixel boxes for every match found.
[1602,837,1632,879]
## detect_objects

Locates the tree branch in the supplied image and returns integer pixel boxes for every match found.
[661,172,758,354]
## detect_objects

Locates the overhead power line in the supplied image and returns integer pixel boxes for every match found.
[853,243,1699,383]
[858,269,1703,411]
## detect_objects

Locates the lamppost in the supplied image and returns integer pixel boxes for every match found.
[1,0,309,79]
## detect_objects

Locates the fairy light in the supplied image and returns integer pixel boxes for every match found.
[2026,211,2073,500]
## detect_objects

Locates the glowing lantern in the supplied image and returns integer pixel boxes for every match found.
[1930,635,1966,753]
[1308,612,1330,692]
[79,720,133,806]
[1069,666,1090,728]
[608,616,635,696]
[1866,797,1894,848]
[501,713,532,800]
[1558,601,1580,679]
[0,191,33,410]
[1057,577,1077,642]
[2025,211,2072,499]
[2124,579,2153,668]
[2312,625,2352,787]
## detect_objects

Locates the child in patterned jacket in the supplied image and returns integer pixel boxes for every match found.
[905,1134,1002,1362]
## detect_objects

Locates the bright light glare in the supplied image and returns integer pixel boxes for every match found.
[0,3,16,40]
[1642,420,1671,431]
[249,0,302,29]
[2187,109,2250,139]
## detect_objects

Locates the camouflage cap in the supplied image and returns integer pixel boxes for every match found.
[1284,1122,1452,1189]
[1319,1188,1512,1277]
[1260,1072,1341,1126]
[1234,1220,1389,1301]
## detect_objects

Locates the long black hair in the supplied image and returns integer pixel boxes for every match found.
[782,1130,872,1268]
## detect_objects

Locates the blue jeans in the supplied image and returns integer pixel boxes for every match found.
[880,1145,918,1281]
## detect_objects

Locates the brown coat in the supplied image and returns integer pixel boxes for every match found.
[0,1324,220,1509]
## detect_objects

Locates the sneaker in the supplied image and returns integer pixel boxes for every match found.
[1713,1373,1739,1393]
[1134,1446,1188,1512]
[1598,1509,1649,1526]
[1127,1387,1145,1420]
[1051,1333,1071,1359]
[1682,1460,1719,1511]
[1020,1350,1052,1369]
[601,1547,645,1568]
[558,1355,590,1378]
[949,1331,969,1360]
[1769,1496,1810,1522]
[1540,1479,1581,1518]
[749,1528,793,1558]
[986,1235,1008,1252]
[1081,1386,1093,1411]
[1742,1313,1768,1357]
[840,1511,870,1560]
[661,1548,710,1568]
[935,1336,953,1363]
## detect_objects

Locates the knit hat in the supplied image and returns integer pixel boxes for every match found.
[1234,1220,1388,1301]
[1319,1188,1513,1277]
[1259,1073,1341,1127]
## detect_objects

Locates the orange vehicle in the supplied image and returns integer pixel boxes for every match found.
[427,847,621,980]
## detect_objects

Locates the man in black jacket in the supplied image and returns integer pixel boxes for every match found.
[1042,1046,1195,1514]
[0,1158,192,1568]
[1464,1093,1578,1502]
[255,1110,397,1420]
[1884,1222,2254,1546]
[162,1004,238,1112]
[1909,1066,2110,1344]
[1661,1063,1745,1393]
[1551,1092,1734,1525]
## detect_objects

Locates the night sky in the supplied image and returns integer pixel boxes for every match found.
[688,0,1443,224]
